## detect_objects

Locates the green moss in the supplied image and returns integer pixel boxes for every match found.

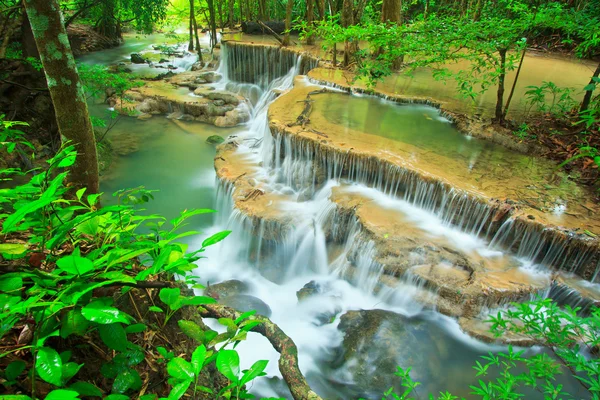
[47,77,57,88]
[45,42,63,60]
[26,8,49,35]
[61,77,72,86]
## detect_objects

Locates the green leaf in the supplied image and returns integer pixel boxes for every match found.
[584,83,597,91]
[182,296,216,306]
[81,301,132,324]
[60,309,90,338]
[159,288,181,306]
[167,358,194,381]
[201,231,231,248]
[125,323,147,334]
[112,369,142,394]
[35,347,63,387]
[0,276,23,292]
[104,395,130,400]
[69,381,103,398]
[178,320,204,342]
[0,243,28,255]
[56,250,95,276]
[168,380,191,400]
[98,323,129,352]
[191,345,207,375]
[61,362,83,384]
[5,360,26,381]
[216,350,240,383]
[148,305,164,313]
[240,360,268,386]
[45,389,79,399]
[75,188,87,201]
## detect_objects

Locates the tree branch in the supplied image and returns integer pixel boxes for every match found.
[200,303,322,400]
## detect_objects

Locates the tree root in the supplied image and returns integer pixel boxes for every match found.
[288,88,334,128]
[200,303,322,400]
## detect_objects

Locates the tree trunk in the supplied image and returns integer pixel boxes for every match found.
[282,0,294,46]
[229,0,235,28]
[580,61,600,112]
[259,0,267,20]
[306,0,315,45]
[381,0,402,69]
[332,42,337,66]
[207,0,218,49]
[495,48,507,123]
[23,0,99,194]
[217,0,224,28]
[188,0,195,51]
[341,0,354,67]
[245,0,251,21]
[193,15,202,60]
[503,45,526,119]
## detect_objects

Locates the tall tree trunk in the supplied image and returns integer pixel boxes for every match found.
[503,45,526,119]
[23,0,99,194]
[193,15,202,59]
[259,0,267,20]
[381,0,402,69]
[306,0,315,45]
[207,0,218,49]
[495,48,507,123]
[282,0,294,46]
[229,0,235,27]
[217,0,224,28]
[581,61,600,112]
[317,0,326,19]
[332,42,337,66]
[341,0,354,67]
[188,0,195,51]
[245,0,251,21]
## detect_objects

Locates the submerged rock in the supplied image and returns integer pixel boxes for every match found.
[206,135,225,145]
[220,294,272,317]
[205,279,249,299]
[334,309,446,397]
[130,53,147,64]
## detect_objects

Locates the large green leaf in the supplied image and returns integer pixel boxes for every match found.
[201,230,231,248]
[112,369,142,394]
[61,362,83,384]
[98,323,129,352]
[56,249,95,276]
[5,360,26,381]
[45,389,79,400]
[81,301,131,324]
[191,345,207,375]
[35,347,63,386]
[69,381,103,398]
[0,243,28,255]
[167,380,191,400]
[60,309,90,338]
[159,288,180,306]
[216,350,240,383]
[240,359,269,386]
[0,276,23,292]
[166,358,194,381]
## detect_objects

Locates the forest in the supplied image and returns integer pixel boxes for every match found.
[1,0,600,399]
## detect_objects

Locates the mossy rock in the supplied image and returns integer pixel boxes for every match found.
[206,135,225,145]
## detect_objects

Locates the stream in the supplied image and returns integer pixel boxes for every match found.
[83,34,595,399]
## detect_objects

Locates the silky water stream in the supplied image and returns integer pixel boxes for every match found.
[95,41,593,398]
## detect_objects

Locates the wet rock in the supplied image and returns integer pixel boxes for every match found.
[207,91,239,105]
[198,71,220,83]
[159,58,169,64]
[131,53,147,64]
[168,64,177,70]
[334,309,445,397]
[220,294,272,317]
[215,109,250,128]
[206,135,225,145]
[191,61,205,71]
[205,280,249,300]
[296,280,321,301]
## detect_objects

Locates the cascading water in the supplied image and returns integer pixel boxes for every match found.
[193,41,593,398]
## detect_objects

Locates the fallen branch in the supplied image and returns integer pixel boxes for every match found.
[288,88,333,128]
[201,303,322,400]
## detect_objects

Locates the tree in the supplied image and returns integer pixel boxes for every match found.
[23,0,99,193]
[283,0,294,46]
[306,0,315,45]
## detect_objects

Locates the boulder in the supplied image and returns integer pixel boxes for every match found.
[206,135,225,145]
[207,91,239,105]
[191,61,205,71]
[297,280,321,301]
[205,280,249,299]
[220,294,272,317]
[130,53,147,64]
[334,309,447,397]
[214,109,250,127]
